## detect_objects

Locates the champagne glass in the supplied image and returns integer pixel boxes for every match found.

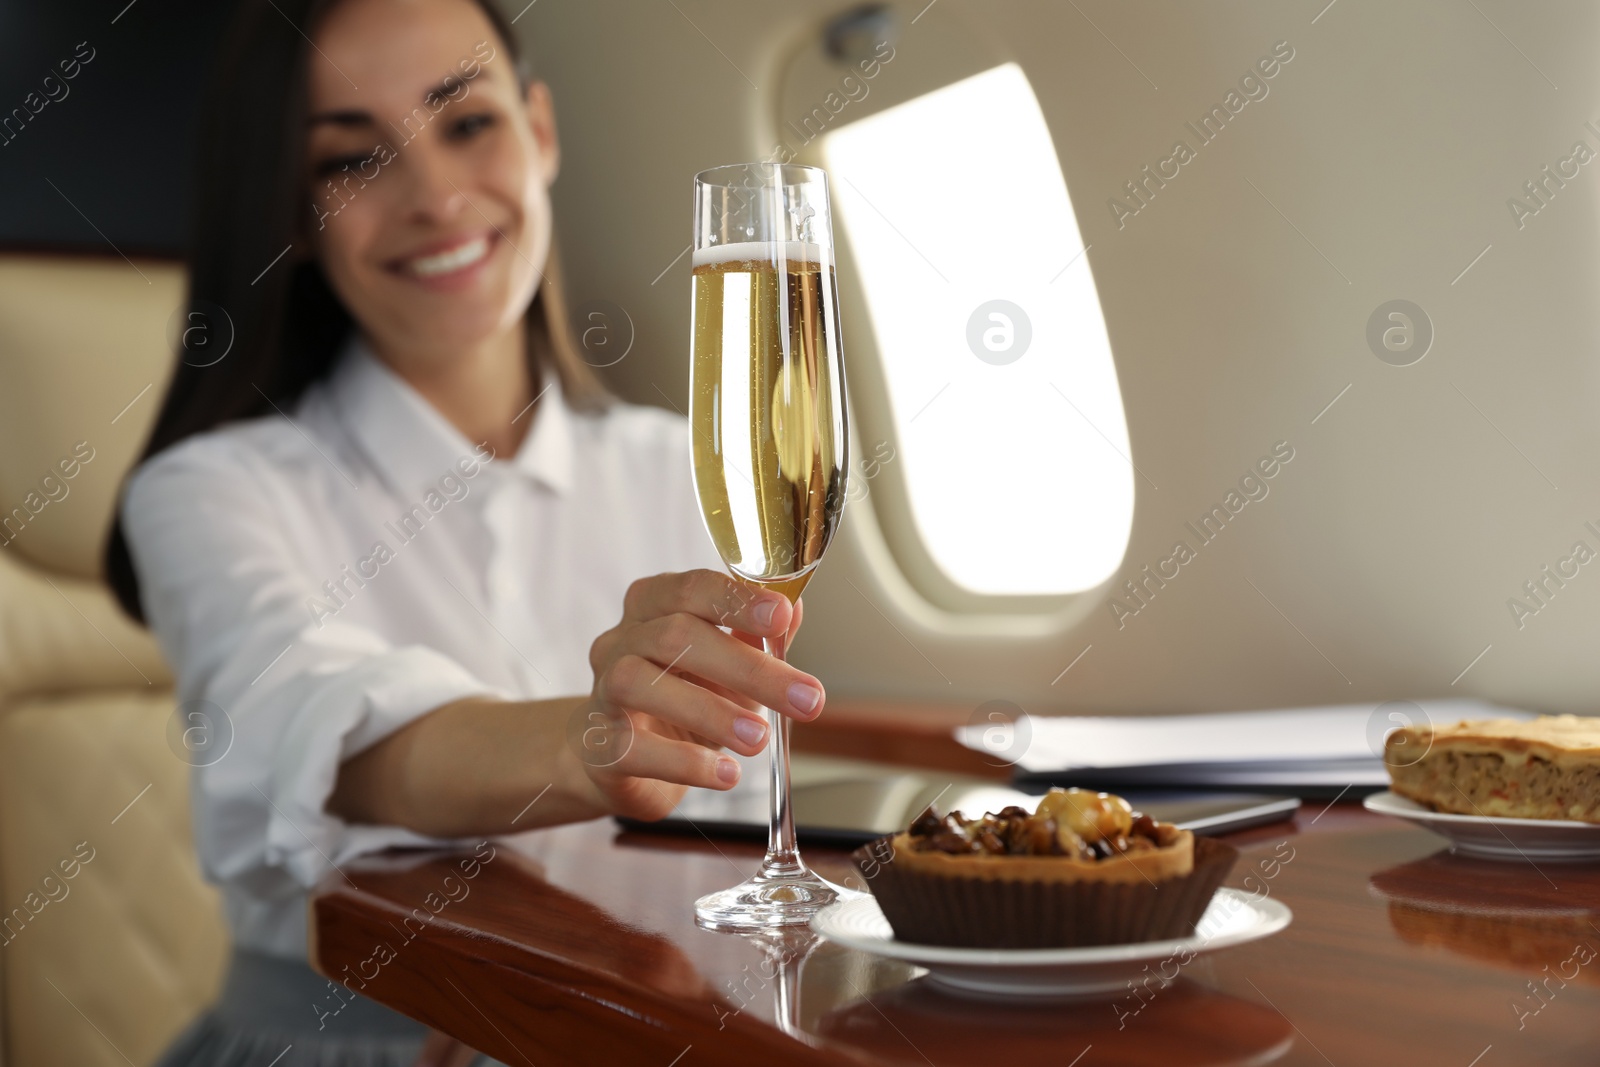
[689,162,854,929]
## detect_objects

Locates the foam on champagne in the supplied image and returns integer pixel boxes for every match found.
[691,240,829,270]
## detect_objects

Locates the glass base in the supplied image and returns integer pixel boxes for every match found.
[694,858,862,931]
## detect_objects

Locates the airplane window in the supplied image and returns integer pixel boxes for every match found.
[823,63,1133,597]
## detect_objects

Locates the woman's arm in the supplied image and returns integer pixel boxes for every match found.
[329,569,820,837]
[123,439,521,898]
[126,436,822,864]
[328,694,602,836]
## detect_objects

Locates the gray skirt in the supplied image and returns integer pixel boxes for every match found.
[155,948,508,1067]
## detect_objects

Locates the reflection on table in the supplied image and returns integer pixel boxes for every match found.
[312,800,1600,1066]
[1370,847,1600,1018]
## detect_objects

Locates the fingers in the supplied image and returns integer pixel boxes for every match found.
[623,569,793,638]
[597,654,771,757]
[595,716,745,791]
[680,669,760,713]
[625,612,823,720]
[587,573,820,808]
[636,733,742,790]
[730,594,803,657]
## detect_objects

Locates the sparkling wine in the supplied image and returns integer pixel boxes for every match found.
[690,241,848,602]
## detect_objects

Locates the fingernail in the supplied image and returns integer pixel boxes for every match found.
[715,756,741,784]
[733,717,767,747]
[787,682,822,716]
[753,598,779,629]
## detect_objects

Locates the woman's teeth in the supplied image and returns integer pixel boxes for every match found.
[405,235,489,277]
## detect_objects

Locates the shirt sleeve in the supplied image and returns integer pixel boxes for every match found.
[121,435,505,894]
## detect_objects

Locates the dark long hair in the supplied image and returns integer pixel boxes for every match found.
[105,0,607,624]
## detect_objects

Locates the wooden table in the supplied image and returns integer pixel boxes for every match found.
[311,794,1600,1066]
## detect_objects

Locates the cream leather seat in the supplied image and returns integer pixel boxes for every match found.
[0,255,228,1067]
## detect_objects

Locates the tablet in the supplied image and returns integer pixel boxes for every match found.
[615,771,1299,848]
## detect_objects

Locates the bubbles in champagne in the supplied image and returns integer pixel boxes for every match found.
[689,247,848,586]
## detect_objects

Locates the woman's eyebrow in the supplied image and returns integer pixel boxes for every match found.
[309,109,373,127]
[311,80,475,126]
[421,78,470,107]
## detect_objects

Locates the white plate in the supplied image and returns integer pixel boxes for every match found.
[1363,790,1600,861]
[810,887,1291,998]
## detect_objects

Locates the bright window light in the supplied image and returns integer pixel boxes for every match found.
[824,63,1133,596]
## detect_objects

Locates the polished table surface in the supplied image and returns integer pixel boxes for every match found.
[311,792,1600,1066]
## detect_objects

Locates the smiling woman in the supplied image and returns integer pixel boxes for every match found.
[100,0,608,556]
[295,0,564,436]
[102,2,830,1066]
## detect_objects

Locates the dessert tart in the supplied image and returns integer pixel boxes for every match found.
[1384,715,1600,823]
[852,788,1238,949]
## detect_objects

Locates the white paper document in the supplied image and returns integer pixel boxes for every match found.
[953,700,1536,785]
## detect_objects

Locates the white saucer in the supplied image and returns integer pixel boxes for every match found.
[810,888,1291,998]
[1363,790,1600,862]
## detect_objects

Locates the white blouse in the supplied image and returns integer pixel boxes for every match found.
[121,338,722,958]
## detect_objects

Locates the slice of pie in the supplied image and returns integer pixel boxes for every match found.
[1384,715,1600,823]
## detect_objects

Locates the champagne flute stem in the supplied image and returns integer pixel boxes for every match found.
[763,632,801,873]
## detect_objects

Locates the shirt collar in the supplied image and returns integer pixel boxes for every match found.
[326,336,574,498]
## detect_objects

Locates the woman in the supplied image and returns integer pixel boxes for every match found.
[107,0,825,1063]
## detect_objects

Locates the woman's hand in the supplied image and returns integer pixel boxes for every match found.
[573,569,822,821]
[329,570,817,837]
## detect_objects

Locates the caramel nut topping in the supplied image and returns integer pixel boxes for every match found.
[909,807,944,837]
[902,789,1177,861]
